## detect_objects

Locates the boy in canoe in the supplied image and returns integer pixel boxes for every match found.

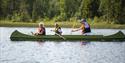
[71,18,91,35]
[32,22,46,35]
[51,23,62,35]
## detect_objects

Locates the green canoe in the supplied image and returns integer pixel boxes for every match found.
[10,30,125,41]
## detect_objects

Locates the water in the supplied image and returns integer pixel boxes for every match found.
[0,27,125,63]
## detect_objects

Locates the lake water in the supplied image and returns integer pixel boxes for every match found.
[0,27,125,63]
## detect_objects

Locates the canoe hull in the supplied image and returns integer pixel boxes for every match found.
[10,30,125,41]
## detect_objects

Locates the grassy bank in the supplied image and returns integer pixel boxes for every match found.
[0,21,125,29]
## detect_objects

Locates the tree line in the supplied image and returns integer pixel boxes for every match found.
[0,0,125,24]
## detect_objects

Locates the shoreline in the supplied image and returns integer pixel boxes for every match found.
[0,21,125,29]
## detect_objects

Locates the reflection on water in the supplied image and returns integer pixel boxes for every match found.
[0,27,125,63]
[37,42,45,46]
[81,42,90,45]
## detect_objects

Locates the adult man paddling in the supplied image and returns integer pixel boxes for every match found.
[71,18,91,35]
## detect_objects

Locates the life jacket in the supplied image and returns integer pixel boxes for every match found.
[81,22,91,33]
[55,26,62,34]
[84,22,90,28]
[38,27,46,35]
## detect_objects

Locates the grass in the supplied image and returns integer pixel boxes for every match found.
[0,20,125,29]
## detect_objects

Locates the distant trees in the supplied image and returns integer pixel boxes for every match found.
[0,0,124,24]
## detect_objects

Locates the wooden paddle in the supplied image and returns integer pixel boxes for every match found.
[51,30,66,40]
[70,17,77,34]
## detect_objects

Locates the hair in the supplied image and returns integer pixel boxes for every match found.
[39,22,44,27]
[79,18,86,23]
[55,23,59,27]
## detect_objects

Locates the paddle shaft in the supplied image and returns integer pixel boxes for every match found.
[51,30,66,40]
[71,18,77,34]
[55,33,66,40]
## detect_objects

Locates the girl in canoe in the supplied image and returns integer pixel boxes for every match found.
[32,22,46,35]
[51,23,62,35]
[72,18,91,35]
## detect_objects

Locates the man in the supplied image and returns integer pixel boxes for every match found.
[72,18,91,34]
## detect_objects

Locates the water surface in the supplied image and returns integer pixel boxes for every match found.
[0,27,125,63]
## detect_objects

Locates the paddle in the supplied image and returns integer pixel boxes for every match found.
[70,17,77,34]
[51,30,66,40]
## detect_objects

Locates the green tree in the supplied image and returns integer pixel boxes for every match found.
[65,0,82,18]
[118,0,125,24]
[79,0,92,18]
[99,0,121,23]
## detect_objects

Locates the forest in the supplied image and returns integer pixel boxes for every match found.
[0,0,125,24]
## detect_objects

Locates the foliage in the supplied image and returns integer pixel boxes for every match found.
[0,0,124,24]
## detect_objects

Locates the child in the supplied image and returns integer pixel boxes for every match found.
[33,22,46,35]
[51,23,62,35]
